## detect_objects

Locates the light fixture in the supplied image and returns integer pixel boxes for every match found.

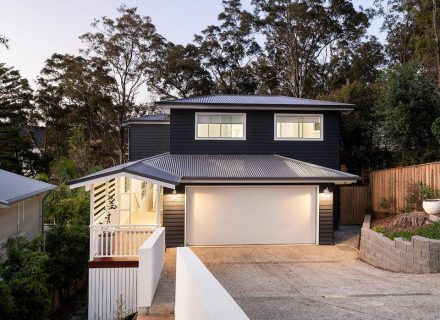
[321,187,332,198]
[172,189,178,201]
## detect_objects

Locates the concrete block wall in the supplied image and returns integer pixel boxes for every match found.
[360,215,440,274]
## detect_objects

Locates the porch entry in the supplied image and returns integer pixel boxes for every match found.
[89,177,164,259]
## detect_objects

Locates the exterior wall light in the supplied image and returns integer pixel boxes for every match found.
[172,189,178,201]
[320,187,332,197]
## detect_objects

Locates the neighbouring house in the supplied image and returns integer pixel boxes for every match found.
[68,94,359,319]
[0,169,57,246]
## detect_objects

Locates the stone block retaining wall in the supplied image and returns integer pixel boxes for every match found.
[360,215,440,273]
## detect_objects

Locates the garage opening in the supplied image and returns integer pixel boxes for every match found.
[185,186,318,246]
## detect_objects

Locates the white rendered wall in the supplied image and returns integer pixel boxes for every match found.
[175,247,249,320]
[138,227,165,313]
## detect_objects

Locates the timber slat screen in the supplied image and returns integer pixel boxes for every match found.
[340,186,368,225]
[370,162,440,214]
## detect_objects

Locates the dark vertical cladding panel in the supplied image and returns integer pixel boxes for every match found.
[163,186,185,247]
[319,184,334,245]
[170,109,340,169]
[128,124,170,161]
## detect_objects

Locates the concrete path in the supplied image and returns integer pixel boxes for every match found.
[150,229,440,320]
[149,248,176,315]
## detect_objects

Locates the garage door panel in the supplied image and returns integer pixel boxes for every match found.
[186,186,317,245]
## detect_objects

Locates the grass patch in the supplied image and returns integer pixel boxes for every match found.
[372,221,440,240]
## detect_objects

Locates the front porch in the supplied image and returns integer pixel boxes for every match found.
[87,176,169,260]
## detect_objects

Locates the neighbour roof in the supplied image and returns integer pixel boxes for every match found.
[122,114,169,126]
[69,153,359,188]
[156,94,354,110]
[0,169,57,207]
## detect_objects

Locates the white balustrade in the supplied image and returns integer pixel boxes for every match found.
[90,224,158,259]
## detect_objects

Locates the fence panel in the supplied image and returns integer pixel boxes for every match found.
[370,162,440,214]
[340,186,368,225]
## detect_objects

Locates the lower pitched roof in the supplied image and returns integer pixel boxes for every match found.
[69,153,359,188]
[0,170,57,207]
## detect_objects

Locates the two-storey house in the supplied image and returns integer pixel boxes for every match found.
[69,95,359,319]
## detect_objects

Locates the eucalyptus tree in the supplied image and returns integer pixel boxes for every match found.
[35,54,116,167]
[253,0,370,97]
[0,63,34,173]
[195,0,261,94]
[149,43,213,99]
[376,0,440,85]
[80,5,164,163]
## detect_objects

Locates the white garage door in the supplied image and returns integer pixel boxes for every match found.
[186,186,317,245]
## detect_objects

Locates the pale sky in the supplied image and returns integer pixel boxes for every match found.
[0,0,384,88]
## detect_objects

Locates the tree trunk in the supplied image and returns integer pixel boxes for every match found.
[433,0,440,86]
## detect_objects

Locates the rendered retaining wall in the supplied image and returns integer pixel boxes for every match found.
[360,215,440,273]
[138,227,166,314]
[175,247,249,320]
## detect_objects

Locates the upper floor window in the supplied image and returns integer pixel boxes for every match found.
[196,113,246,140]
[275,114,323,141]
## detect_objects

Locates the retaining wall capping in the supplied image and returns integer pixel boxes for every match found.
[360,215,440,274]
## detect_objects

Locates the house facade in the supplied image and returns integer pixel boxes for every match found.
[69,94,359,319]
[0,169,57,246]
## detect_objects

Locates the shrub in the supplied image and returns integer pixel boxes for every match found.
[0,237,49,320]
[419,182,440,200]
[0,280,15,320]
[45,224,89,301]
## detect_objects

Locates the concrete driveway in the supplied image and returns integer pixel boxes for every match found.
[191,243,440,320]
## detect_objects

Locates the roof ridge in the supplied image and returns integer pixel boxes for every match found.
[274,154,358,177]
[141,153,181,177]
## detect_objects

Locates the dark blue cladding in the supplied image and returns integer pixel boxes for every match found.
[169,109,340,170]
[128,124,170,161]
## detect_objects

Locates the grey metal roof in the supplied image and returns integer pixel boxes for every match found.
[69,153,358,187]
[68,156,181,187]
[143,154,359,181]
[0,169,57,207]
[156,94,353,108]
[122,114,169,127]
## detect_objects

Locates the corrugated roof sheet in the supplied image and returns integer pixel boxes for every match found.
[157,94,353,107]
[69,153,358,187]
[68,156,181,187]
[143,154,359,181]
[122,114,169,126]
[0,170,57,207]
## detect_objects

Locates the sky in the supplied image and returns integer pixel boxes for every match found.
[0,0,385,88]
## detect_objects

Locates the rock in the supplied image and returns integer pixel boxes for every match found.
[392,212,429,228]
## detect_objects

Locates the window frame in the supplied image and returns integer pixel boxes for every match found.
[195,112,246,140]
[274,113,324,141]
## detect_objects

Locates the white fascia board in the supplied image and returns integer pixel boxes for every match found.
[69,172,176,190]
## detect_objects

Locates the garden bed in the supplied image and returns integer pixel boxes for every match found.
[371,212,440,240]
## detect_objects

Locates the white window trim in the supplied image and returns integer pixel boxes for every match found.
[274,113,324,141]
[195,112,246,140]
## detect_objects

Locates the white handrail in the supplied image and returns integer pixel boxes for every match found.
[90,224,158,259]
